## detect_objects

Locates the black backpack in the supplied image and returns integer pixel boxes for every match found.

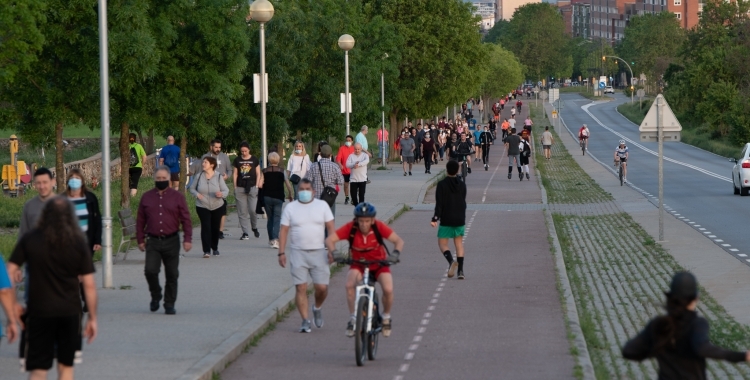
[129,146,140,167]
[347,219,390,256]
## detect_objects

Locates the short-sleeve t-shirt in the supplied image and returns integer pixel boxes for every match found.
[160,145,181,173]
[280,199,334,250]
[129,143,147,168]
[541,131,554,145]
[335,219,393,262]
[504,134,522,156]
[10,229,96,317]
[473,130,482,144]
[399,138,415,157]
[616,146,629,158]
[233,155,260,189]
[0,257,11,290]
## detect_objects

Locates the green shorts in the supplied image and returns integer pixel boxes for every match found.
[437,225,465,239]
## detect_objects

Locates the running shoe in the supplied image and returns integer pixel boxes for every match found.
[346,320,355,337]
[382,318,392,337]
[253,229,260,238]
[404,172,407,176]
[508,173,512,179]
[212,250,220,256]
[467,167,472,173]
[313,308,324,328]
[271,240,279,249]
[409,172,412,176]
[300,319,312,333]
[448,261,458,278]
[203,253,210,258]
[345,196,350,205]
[526,172,530,180]
[219,232,225,240]
[457,271,465,280]
[74,351,83,364]
[240,233,250,240]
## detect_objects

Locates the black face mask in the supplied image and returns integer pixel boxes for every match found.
[155,181,169,190]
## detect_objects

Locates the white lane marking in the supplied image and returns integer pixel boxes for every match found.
[417,327,426,334]
[731,249,740,252]
[394,376,403,380]
[409,344,419,350]
[699,228,706,230]
[400,364,410,372]
[703,232,711,234]
[430,298,438,303]
[689,222,695,224]
[413,335,422,342]
[737,253,745,256]
[436,287,443,292]
[722,244,731,247]
[405,352,415,360]
[433,293,440,298]
[421,319,430,325]
[714,239,723,242]
[708,235,717,238]
[424,312,432,318]
[581,103,731,182]
[428,305,436,311]
[694,225,701,227]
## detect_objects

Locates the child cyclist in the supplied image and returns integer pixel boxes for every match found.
[326,203,404,338]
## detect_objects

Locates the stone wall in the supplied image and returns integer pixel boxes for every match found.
[51,153,157,185]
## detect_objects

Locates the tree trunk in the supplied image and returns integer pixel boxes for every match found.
[120,122,130,208]
[179,130,187,193]
[55,122,64,192]
[145,128,155,154]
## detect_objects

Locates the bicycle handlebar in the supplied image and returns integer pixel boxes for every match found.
[334,258,395,266]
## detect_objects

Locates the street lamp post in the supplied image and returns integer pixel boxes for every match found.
[381,53,388,165]
[339,34,355,136]
[98,0,114,289]
[249,0,274,168]
[603,55,634,104]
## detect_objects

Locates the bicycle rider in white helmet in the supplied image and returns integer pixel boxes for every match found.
[614,139,629,182]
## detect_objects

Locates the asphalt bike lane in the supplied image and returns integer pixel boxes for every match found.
[222,100,575,379]
[557,93,750,269]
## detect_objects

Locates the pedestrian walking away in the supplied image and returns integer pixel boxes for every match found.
[421,132,436,174]
[233,141,263,240]
[263,152,293,250]
[377,127,389,164]
[8,197,98,378]
[431,161,468,279]
[623,272,750,379]
[189,157,230,257]
[158,135,181,190]
[128,133,148,197]
[541,126,554,160]
[286,141,311,200]
[519,134,532,180]
[479,125,494,170]
[305,144,344,214]
[346,143,369,206]
[137,167,193,315]
[399,132,416,176]
[473,127,482,163]
[325,203,404,337]
[504,128,523,180]
[336,136,355,205]
[278,179,336,333]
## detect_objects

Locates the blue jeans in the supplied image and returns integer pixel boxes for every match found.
[378,142,389,162]
[264,197,283,240]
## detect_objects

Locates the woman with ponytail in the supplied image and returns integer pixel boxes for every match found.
[623,272,750,379]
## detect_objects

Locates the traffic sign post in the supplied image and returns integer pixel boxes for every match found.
[636,89,645,110]
[549,88,559,104]
[639,94,681,242]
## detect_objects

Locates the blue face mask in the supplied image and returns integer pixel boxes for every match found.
[68,178,82,190]
[298,190,313,203]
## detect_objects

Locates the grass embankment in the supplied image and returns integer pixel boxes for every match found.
[617,101,743,159]
[0,178,235,261]
[530,101,750,379]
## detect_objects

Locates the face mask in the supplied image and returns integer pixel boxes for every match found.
[295,149,302,154]
[155,181,170,191]
[298,190,313,203]
[345,142,352,147]
[68,178,82,190]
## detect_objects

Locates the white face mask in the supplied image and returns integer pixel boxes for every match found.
[345,141,352,147]
[295,149,302,154]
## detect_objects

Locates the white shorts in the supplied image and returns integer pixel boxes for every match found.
[288,248,330,285]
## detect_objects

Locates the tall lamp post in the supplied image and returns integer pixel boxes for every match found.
[603,55,634,104]
[338,34,355,136]
[98,0,114,288]
[249,0,274,167]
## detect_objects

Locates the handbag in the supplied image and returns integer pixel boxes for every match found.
[317,161,338,208]
[289,158,302,184]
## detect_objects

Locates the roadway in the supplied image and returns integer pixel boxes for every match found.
[558,93,750,266]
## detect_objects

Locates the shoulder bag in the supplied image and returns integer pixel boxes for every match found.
[317,161,338,208]
[289,157,302,184]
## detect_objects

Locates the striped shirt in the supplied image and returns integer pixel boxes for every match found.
[70,197,89,232]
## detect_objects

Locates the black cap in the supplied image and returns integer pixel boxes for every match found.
[666,272,698,300]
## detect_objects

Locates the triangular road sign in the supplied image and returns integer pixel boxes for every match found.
[639,94,682,132]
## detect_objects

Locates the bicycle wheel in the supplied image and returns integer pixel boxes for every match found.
[355,297,368,366]
[461,161,468,179]
[619,163,624,186]
[367,293,380,360]
[582,140,586,156]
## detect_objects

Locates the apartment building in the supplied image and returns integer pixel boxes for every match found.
[497,0,542,20]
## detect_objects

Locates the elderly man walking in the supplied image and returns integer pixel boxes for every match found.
[305,144,344,214]
[278,179,336,333]
[346,143,369,206]
[355,125,373,180]
[137,167,193,315]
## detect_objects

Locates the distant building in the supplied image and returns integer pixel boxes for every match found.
[471,1,498,30]
[498,0,543,20]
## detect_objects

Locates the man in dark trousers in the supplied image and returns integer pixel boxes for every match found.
[137,166,193,315]
[430,160,468,279]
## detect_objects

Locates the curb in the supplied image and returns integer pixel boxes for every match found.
[416,169,445,205]
[536,104,596,380]
[178,183,425,380]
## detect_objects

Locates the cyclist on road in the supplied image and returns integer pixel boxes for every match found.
[326,203,404,338]
[504,128,523,180]
[452,133,474,175]
[614,139,629,183]
[578,124,590,151]
[501,118,510,140]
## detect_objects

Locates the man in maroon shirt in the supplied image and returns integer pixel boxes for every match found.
[137,166,193,315]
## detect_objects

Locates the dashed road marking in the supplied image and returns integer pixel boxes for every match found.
[731,249,740,252]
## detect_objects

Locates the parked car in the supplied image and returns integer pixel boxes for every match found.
[731,143,750,196]
[604,86,614,94]
[571,81,580,86]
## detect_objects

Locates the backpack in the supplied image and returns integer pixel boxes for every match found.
[347,219,390,256]
[129,146,140,167]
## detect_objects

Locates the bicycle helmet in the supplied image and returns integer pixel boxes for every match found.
[354,202,377,218]
[619,139,626,145]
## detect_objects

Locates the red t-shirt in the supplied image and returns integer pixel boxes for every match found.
[335,219,393,262]
[336,145,355,175]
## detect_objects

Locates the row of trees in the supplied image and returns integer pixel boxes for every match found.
[0,0,526,206]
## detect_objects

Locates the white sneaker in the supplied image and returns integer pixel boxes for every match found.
[271,240,279,249]
[624,177,627,183]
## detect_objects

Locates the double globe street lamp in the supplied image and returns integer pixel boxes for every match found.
[249,0,274,167]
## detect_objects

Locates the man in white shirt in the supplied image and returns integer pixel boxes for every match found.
[346,143,370,206]
[278,179,336,333]
[508,116,517,130]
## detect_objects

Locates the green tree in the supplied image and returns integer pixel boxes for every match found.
[500,3,572,81]
[483,19,509,44]
[0,0,46,85]
[479,43,524,109]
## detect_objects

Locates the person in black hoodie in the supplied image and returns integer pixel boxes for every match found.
[623,272,749,379]
[430,160,467,279]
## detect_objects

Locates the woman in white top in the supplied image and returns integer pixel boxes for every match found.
[286,141,311,200]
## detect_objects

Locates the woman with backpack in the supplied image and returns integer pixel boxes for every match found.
[189,156,229,258]
[623,272,750,378]
[519,134,531,180]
